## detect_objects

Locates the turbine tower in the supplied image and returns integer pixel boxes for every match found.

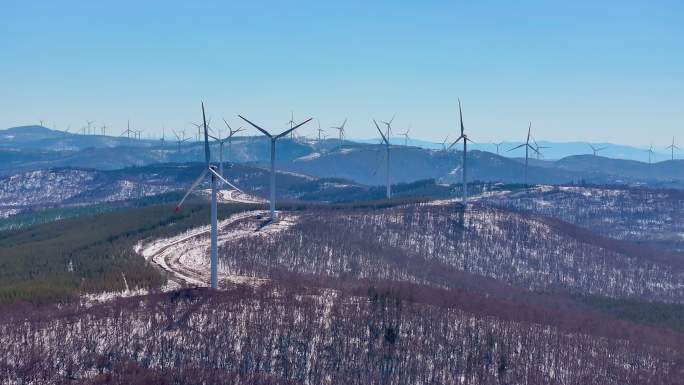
[665,137,679,160]
[175,102,241,289]
[373,116,394,199]
[239,114,312,220]
[493,141,504,155]
[331,118,347,141]
[160,127,166,161]
[447,99,474,207]
[589,144,608,157]
[508,122,539,185]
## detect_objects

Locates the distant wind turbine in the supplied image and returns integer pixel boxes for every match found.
[173,129,190,153]
[286,111,297,139]
[441,136,450,151]
[331,118,347,141]
[120,120,135,145]
[508,122,539,185]
[532,138,550,160]
[588,144,608,157]
[209,119,244,184]
[316,119,326,141]
[239,114,312,220]
[646,144,655,164]
[175,102,242,289]
[400,128,410,146]
[665,137,679,161]
[447,99,474,207]
[493,141,504,155]
[224,119,244,163]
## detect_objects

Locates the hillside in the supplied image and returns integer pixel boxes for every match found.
[2,199,684,383]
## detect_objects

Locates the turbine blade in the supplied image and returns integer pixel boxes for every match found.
[374,119,388,144]
[458,98,464,136]
[209,167,242,192]
[174,169,208,212]
[508,143,526,152]
[277,118,312,139]
[202,102,210,166]
[238,115,272,137]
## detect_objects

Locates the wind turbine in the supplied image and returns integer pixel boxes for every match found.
[239,114,312,220]
[441,136,450,151]
[100,124,107,136]
[447,99,474,207]
[316,119,326,141]
[331,118,347,141]
[209,119,244,183]
[588,144,608,157]
[175,102,242,289]
[400,128,410,146]
[507,122,539,185]
[120,120,135,145]
[222,119,244,163]
[86,120,94,135]
[173,130,190,153]
[646,144,655,164]
[286,111,298,139]
[493,141,504,155]
[665,137,679,161]
[373,116,393,199]
[532,138,550,160]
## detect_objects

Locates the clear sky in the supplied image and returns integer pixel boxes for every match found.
[1,0,682,145]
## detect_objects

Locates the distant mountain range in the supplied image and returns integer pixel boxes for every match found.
[2,125,683,188]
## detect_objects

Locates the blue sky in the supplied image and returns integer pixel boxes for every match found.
[1,0,682,146]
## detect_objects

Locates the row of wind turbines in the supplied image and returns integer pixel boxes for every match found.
[171,100,535,289]
[152,100,680,290]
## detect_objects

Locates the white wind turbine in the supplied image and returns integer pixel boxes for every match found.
[646,144,655,164]
[316,119,326,141]
[447,99,474,207]
[400,128,410,146]
[209,119,244,183]
[239,114,312,220]
[120,120,135,146]
[331,118,347,141]
[588,144,608,157]
[174,102,242,289]
[173,129,190,153]
[665,137,679,161]
[508,122,539,185]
